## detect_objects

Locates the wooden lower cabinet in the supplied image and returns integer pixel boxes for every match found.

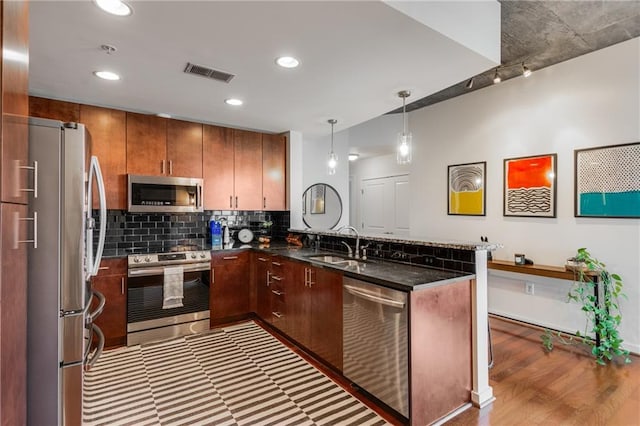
[0,203,28,426]
[91,258,127,348]
[253,253,272,323]
[308,267,343,371]
[275,259,343,371]
[210,251,250,322]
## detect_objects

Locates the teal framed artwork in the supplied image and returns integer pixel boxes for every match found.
[575,142,640,218]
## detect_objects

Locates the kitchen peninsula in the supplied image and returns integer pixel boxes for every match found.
[249,229,499,425]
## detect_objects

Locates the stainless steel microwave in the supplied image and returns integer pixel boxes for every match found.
[127,175,203,213]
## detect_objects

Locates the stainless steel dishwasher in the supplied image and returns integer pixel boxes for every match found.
[343,277,408,417]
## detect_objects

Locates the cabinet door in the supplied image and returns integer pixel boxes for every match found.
[203,124,234,209]
[254,254,272,321]
[262,134,286,210]
[29,96,80,122]
[210,252,250,321]
[80,105,127,209]
[126,113,167,176]
[167,120,203,178]
[0,203,28,426]
[310,267,343,371]
[91,259,127,348]
[1,0,29,205]
[285,261,310,348]
[233,129,262,210]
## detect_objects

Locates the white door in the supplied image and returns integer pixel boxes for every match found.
[361,174,410,236]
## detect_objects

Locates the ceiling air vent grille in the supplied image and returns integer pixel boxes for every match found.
[184,62,234,83]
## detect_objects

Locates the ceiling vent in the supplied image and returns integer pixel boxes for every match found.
[183,62,234,83]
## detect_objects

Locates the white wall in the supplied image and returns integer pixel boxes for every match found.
[340,38,640,352]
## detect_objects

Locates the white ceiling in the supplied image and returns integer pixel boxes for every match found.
[29,1,499,138]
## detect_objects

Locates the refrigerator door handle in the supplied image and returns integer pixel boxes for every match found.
[87,156,107,278]
[84,323,105,371]
[87,290,105,324]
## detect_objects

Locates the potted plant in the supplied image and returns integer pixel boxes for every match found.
[541,248,631,365]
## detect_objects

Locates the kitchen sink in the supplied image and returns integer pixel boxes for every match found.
[307,255,367,268]
[306,255,348,264]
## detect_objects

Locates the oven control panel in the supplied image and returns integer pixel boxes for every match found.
[128,250,211,268]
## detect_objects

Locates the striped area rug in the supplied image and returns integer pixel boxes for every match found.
[84,321,390,426]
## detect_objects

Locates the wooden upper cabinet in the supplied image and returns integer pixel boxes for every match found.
[29,96,80,122]
[126,112,167,176]
[1,0,29,205]
[234,129,263,210]
[203,124,234,209]
[262,133,286,211]
[166,120,203,178]
[80,105,127,209]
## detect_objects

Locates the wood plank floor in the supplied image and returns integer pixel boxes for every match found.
[446,316,640,426]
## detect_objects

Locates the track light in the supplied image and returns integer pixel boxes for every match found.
[465,78,474,89]
[522,63,532,78]
[493,68,501,84]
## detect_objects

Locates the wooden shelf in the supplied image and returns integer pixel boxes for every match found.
[488,259,577,281]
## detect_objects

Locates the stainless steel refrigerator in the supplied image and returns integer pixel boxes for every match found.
[26,117,107,425]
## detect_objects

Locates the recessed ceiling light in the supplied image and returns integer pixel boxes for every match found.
[94,0,132,16]
[225,98,243,106]
[276,56,300,69]
[93,70,120,81]
[348,153,359,161]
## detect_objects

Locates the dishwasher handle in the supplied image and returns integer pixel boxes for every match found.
[344,284,406,309]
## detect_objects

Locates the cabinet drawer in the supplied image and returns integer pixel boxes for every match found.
[211,250,249,266]
[96,258,127,277]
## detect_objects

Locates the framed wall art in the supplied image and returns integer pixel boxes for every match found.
[310,184,326,214]
[504,153,557,217]
[575,142,640,218]
[448,161,486,216]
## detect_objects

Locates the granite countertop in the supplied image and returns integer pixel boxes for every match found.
[288,228,502,251]
[250,245,475,292]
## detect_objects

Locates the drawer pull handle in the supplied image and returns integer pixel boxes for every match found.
[272,312,283,318]
[258,257,268,262]
[272,262,282,266]
[271,290,284,296]
[98,266,109,270]
[271,275,282,281]
[223,256,238,260]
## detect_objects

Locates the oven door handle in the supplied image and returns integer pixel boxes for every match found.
[128,262,211,277]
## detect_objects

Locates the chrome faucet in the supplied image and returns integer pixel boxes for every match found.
[337,226,360,259]
[341,241,353,258]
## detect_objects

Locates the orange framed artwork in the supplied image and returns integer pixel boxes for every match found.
[503,154,557,217]
[448,161,486,216]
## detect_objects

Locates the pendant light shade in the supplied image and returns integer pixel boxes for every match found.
[327,119,338,175]
[397,90,412,165]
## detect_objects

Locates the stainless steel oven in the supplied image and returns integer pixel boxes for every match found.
[128,174,203,213]
[127,250,211,345]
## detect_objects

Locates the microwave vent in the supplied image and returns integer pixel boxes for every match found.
[184,62,234,83]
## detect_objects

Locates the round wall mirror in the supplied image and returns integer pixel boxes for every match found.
[302,183,342,230]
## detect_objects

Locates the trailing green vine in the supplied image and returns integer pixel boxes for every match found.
[541,248,631,365]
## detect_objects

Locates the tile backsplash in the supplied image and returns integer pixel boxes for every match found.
[95,210,290,257]
[313,234,476,274]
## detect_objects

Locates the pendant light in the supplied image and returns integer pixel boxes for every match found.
[327,119,338,175]
[396,90,412,165]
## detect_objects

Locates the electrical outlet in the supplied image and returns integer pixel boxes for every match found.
[525,282,535,295]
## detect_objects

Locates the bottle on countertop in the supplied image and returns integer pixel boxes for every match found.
[210,216,222,250]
